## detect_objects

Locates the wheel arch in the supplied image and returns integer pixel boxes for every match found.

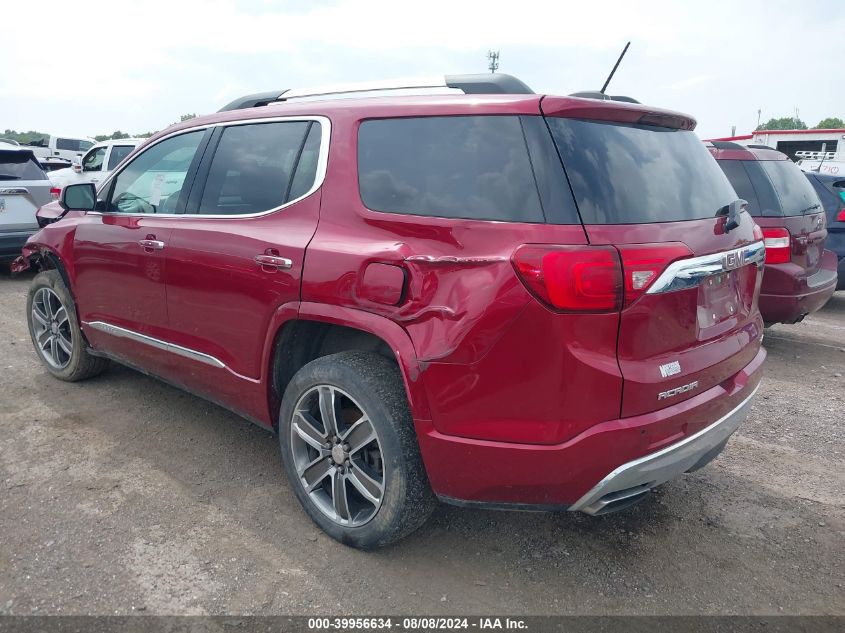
[262,302,431,431]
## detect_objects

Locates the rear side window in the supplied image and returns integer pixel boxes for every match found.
[758,160,821,216]
[198,120,315,215]
[108,145,135,170]
[358,116,544,223]
[547,118,737,224]
[0,151,47,180]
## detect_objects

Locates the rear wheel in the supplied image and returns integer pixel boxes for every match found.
[279,351,435,549]
[26,270,108,381]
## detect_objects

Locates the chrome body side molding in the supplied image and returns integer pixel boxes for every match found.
[84,321,225,369]
[647,241,766,295]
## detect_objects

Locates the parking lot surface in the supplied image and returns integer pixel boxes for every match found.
[0,271,842,616]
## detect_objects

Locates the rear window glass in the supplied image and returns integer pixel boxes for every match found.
[358,116,544,223]
[716,160,761,216]
[547,118,737,224]
[758,160,822,216]
[0,151,47,180]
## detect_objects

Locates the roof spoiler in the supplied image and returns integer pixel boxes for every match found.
[218,73,534,112]
[569,91,641,104]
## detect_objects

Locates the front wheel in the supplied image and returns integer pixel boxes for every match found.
[279,351,435,549]
[26,270,109,381]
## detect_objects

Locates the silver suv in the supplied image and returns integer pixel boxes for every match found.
[0,143,52,263]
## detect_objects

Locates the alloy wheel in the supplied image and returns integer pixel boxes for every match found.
[31,287,73,369]
[290,385,385,527]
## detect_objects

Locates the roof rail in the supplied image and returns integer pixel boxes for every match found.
[569,91,641,104]
[218,73,534,112]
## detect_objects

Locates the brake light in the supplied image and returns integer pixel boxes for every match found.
[616,243,693,306]
[512,245,622,312]
[762,228,791,264]
[50,187,61,201]
[836,209,845,222]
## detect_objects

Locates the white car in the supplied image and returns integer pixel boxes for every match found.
[48,138,143,195]
[25,134,97,168]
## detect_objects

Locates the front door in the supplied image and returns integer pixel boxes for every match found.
[73,129,209,368]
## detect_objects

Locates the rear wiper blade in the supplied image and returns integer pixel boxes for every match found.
[716,199,747,233]
[797,203,821,215]
[0,174,21,180]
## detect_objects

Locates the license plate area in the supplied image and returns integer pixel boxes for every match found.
[696,270,746,331]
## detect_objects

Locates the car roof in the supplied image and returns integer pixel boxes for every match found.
[0,141,35,155]
[142,93,696,146]
[807,171,845,184]
[704,140,787,161]
[92,138,144,148]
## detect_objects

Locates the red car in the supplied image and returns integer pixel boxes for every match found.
[15,75,766,548]
[708,142,838,325]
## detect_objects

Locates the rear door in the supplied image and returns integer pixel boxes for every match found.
[545,113,764,418]
[164,117,326,386]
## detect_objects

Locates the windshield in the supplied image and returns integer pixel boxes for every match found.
[547,118,737,224]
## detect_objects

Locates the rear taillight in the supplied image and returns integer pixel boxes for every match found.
[512,243,694,312]
[616,243,693,306]
[512,245,622,312]
[50,187,61,201]
[836,209,845,222]
[762,228,791,264]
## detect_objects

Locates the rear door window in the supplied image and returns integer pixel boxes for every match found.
[197,120,314,215]
[107,145,135,170]
[758,160,822,216]
[0,151,47,180]
[547,118,737,224]
[358,115,545,223]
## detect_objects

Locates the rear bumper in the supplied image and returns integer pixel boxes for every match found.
[418,346,765,509]
[570,384,756,514]
[0,230,36,261]
[759,250,838,323]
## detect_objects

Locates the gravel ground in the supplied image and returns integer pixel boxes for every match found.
[0,270,842,616]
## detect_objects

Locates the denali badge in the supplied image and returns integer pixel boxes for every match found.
[658,381,699,400]
[659,360,681,378]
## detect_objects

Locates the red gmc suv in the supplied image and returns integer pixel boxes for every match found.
[708,142,838,325]
[14,75,766,548]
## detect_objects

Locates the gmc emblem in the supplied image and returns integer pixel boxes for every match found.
[722,251,742,270]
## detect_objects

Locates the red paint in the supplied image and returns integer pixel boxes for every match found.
[15,93,768,508]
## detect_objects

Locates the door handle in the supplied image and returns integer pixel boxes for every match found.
[254,254,293,270]
[139,239,165,251]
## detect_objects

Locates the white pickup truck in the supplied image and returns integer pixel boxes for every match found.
[795,151,845,177]
[25,134,97,171]
[48,138,143,195]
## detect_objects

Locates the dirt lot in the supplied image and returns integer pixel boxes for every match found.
[0,270,842,616]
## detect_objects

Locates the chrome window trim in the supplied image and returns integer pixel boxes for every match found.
[93,115,331,220]
[84,321,225,369]
[646,241,766,295]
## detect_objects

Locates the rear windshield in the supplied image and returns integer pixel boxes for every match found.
[0,151,47,181]
[358,116,544,223]
[547,118,737,224]
[758,160,821,216]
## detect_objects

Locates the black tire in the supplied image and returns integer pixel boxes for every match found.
[279,351,436,549]
[26,270,109,381]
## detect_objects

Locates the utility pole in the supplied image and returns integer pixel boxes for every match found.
[757,109,761,129]
[487,50,499,74]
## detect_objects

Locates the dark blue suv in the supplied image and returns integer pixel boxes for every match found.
[805,171,845,290]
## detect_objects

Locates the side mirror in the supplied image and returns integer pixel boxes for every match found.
[60,182,97,211]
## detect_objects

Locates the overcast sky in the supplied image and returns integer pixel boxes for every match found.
[3,0,843,140]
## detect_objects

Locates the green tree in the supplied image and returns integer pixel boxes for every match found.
[3,129,49,144]
[816,117,844,129]
[758,117,807,131]
[179,113,197,122]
